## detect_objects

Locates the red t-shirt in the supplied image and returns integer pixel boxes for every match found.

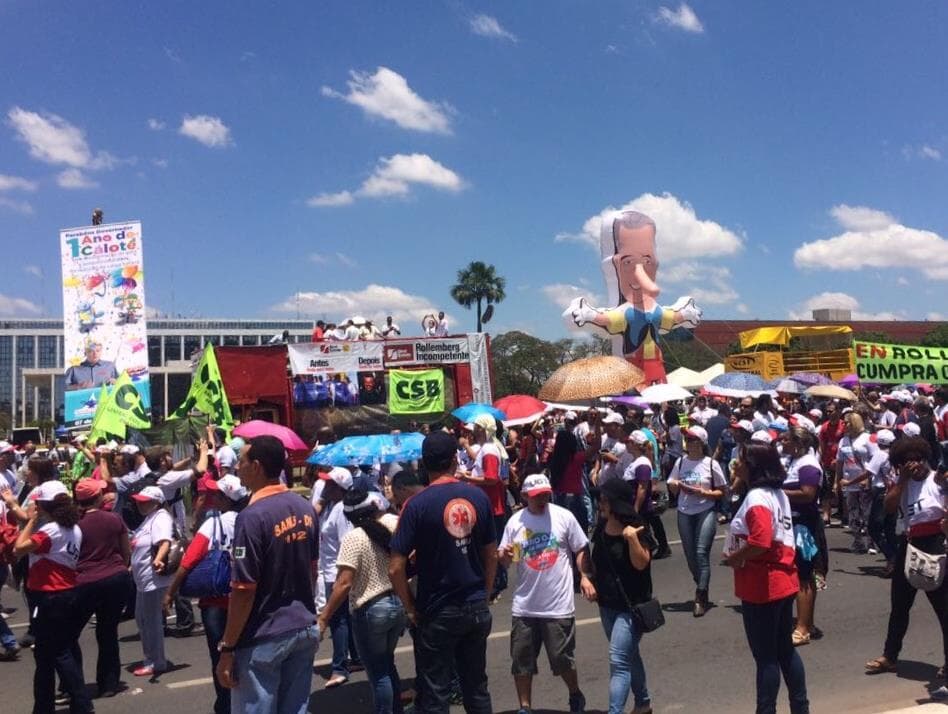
[311,327,324,342]
[818,420,846,469]
[473,443,507,517]
[727,489,799,604]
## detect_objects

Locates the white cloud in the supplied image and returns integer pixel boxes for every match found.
[56,168,98,189]
[321,67,452,134]
[0,196,33,214]
[7,106,118,170]
[178,114,233,148]
[309,153,465,207]
[0,174,37,191]
[23,265,42,278]
[308,252,356,268]
[147,118,166,131]
[336,252,357,268]
[896,276,910,286]
[152,158,169,169]
[919,145,942,161]
[555,192,743,262]
[788,292,903,321]
[469,14,518,42]
[662,262,739,305]
[309,253,329,264]
[541,283,603,310]
[270,284,450,328]
[927,312,945,321]
[736,303,749,315]
[0,293,41,316]
[655,3,704,33]
[794,204,948,280]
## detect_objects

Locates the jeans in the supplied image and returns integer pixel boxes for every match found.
[325,580,356,677]
[76,571,131,693]
[646,511,668,551]
[173,593,194,631]
[492,514,509,598]
[883,536,948,669]
[200,605,230,714]
[351,593,406,714]
[599,605,649,714]
[844,490,872,551]
[232,625,319,714]
[867,487,898,562]
[135,586,168,671]
[741,596,810,714]
[415,600,493,714]
[0,564,15,650]
[32,589,93,714]
[554,493,589,534]
[677,508,717,591]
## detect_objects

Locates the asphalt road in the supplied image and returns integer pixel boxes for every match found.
[1,513,945,714]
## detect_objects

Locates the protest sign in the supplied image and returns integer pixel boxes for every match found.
[854,340,948,384]
[288,341,384,376]
[388,369,445,414]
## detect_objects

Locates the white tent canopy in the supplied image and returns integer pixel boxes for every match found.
[666,367,704,390]
[698,363,725,383]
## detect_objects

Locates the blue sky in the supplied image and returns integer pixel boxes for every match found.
[1,1,946,340]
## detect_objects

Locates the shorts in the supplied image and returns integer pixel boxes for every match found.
[510,616,576,676]
[820,468,836,499]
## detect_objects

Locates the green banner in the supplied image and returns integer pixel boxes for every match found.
[169,344,234,428]
[388,368,445,414]
[854,340,948,384]
[89,371,152,440]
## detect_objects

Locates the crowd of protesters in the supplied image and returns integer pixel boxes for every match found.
[0,382,945,714]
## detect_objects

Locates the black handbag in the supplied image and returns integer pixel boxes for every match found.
[599,531,665,633]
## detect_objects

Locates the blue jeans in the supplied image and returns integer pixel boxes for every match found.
[200,606,230,714]
[0,565,16,650]
[325,580,356,677]
[677,508,717,591]
[232,625,319,714]
[351,593,406,714]
[741,596,809,714]
[599,606,649,714]
[554,493,589,534]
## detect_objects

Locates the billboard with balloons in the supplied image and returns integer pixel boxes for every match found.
[60,221,150,425]
[562,210,702,385]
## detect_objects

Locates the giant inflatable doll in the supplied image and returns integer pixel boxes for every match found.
[563,210,702,385]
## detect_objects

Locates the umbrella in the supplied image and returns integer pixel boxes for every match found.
[639,383,693,403]
[773,378,804,395]
[233,420,308,450]
[789,372,833,386]
[602,395,650,409]
[308,433,424,466]
[538,356,645,402]
[838,374,860,387]
[493,395,547,426]
[805,384,857,401]
[452,402,507,424]
[708,372,768,392]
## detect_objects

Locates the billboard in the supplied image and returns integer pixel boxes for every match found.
[60,221,150,425]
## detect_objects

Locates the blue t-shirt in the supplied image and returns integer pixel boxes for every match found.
[231,487,318,647]
[390,478,496,617]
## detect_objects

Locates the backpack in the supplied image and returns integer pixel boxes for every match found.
[121,472,159,530]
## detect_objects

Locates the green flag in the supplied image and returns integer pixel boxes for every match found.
[88,372,151,440]
[169,344,234,428]
[388,368,445,414]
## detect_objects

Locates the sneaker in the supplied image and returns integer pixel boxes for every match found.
[868,547,879,555]
[0,645,20,661]
[568,690,586,712]
[133,665,155,677]
[652,547,672,560]
[55,692,70,706]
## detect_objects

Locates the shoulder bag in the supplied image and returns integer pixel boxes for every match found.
[180,514,232,598]
[904,539,946,592]
[598,531,665,633]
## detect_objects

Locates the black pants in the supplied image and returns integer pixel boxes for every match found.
[646,511,668,551]
[415,601,493,714]
[883,535,948,669]
[200,605,230,714]
[76,571,132,694]
[31,589,93,714]
[867,487,898,562]
[173,594,194,631]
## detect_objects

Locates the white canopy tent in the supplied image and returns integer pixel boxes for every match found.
[666,367,705,390]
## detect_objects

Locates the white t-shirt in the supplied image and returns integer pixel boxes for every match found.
[436,318,449,337]
[195,510,238,551]
[876,411,897,430]
[344,325,361,341]
[130,508,174,592]
[837,433,876,492]
[499,504,588,618]
[668,456,727,515]
[597,437,626,484]
[753,411,775,431]
[623,455,653,482]
[382,323,401,337]
[866,450,893,489]
[472,441,503,477]
[690,407,716,426]
[319,500,353,583]
[899,472,946,532]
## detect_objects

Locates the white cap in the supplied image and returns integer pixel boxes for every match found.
[751,430,774,444]
[627,430,650,446]
[876,429,896,446]
[564,410,578,421]
[732,419,754,434]
[521,473,553,496]
[106,440,119,451]
[0,441,13,455]
[131,486,165,503]
[896,390,914,404]
[901,422,921,437]
[95,445,112,455]
[31,480,69,501]
[683,425,708,444]
[119,444,140,455]
[791,415,817,435]
[73,434,88,444]
[212,474,248,501]
[808,408,823,420]
[602,411,624,425]
[319,466,353,490]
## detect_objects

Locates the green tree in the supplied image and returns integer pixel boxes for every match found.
[450,261,506,333]
[490,331,564,397]
[921,324,948,348]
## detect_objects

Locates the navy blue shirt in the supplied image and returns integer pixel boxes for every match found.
[390,477,496,617]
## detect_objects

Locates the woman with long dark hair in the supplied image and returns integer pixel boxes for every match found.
[724,443,809,714]
[13,480,93,714]
[318,487,405,714]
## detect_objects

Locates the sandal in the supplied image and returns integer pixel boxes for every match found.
[792,630,810,647]
[325,675,348,689]
[865,657,897,675]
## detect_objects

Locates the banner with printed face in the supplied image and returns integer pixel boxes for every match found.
[854,341,948,384]
[388,369,445,414]
[288,341,384,376]
[61,221,150,425]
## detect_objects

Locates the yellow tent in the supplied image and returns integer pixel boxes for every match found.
[738,325,852,351]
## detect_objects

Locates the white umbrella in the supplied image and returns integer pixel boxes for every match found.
[639,383,693,403]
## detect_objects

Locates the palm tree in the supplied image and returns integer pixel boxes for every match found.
[450,261,506,333]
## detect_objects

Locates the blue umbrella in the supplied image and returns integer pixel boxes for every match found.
[789,372,833,386]
[708,372,768,392]
[308,432,425,466]
[451,402,507,423]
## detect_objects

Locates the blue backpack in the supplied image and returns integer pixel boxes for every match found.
[180,515,232,599]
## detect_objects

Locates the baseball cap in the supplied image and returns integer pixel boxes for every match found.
[901,422,921,437]
[627,430,650,446]
[131,486,165,503]
[808,408,823,420]
[876,429,896,446]
[73,434,88,444]
[521,473,553,497]
[770,417,790,432]
[790,415,817,435]
[32,480,69,502]
[75,478,107,500]
[318,466,354,490]
[731,419,754,434]
[602,412,624,425]
[683,425,708,444]
[206,474,248,501]
[750,430,774,444]
[422,431,458,471]
[119,444,140,455]
[564,410,578,421]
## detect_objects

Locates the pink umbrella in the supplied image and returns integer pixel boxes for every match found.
[233,420,308,450]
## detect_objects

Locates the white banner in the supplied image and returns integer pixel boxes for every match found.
[467,333,492,404]
[288,341,384,376]
[382,337,472,367]
[60,221,150,425]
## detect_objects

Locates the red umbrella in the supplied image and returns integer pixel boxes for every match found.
[233,420,308,450]
[493,395,547,426]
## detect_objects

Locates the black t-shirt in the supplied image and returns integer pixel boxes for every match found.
[591,523,654,610]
